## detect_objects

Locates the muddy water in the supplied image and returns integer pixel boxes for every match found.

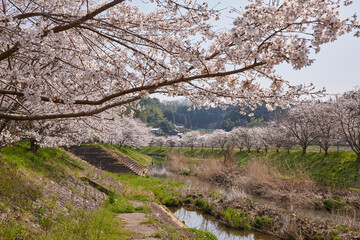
[171,207,278,240]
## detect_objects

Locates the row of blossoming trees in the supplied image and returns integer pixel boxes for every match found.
[151,90,360,159]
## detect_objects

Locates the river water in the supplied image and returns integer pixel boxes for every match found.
[171,207,278,240]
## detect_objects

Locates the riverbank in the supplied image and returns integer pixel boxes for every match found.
[0,142,215,239]
[139,146,360,188]
[135,147,360,239]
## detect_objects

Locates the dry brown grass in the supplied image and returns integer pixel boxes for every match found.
[190,158,227,179]
[166,150,189,173]
[167,150,227,179]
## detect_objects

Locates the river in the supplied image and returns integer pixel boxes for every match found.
[170,207,278,240]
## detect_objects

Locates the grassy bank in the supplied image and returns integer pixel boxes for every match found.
[140,146,359,188]
[235,150,360,188]
[0,142,215,240]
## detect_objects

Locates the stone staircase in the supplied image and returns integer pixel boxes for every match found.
[67,145,135,174]
[100,146,150,176]
[66,145,151,176]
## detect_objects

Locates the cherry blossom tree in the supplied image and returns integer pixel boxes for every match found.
[230,127,246,152]
[165,136,180,147]
[205,133,217,151]
[0,0,358,123]
[335,90,360,158]
[0,0,359,148]
[265,123,284,153]
[7,113,153,150]
[182,130,200,150]
[211,129,235,164]
[151,136,166,148]
[250,127,263,153]
[280,102,319,155]
[312,102,339,155]
[243,128,254,153]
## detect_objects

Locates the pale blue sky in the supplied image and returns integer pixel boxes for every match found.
[132,0,360,98]
[207,1,360,95]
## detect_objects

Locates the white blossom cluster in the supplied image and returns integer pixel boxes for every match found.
[0,0,359,147]
[0,0,358,123]
[0,111,153,148]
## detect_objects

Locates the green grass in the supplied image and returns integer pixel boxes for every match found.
[0,142,82,212]
[108,173,184,207]
[0,142,219,239]
[140,146,223,162]
[1,141,80,181]
[235,150,360,188]
[36,207,136,240]
[222,208,251,230]
[0,142,139,240]
[140,145,360,188]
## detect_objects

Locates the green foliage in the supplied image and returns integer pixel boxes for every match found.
[222,103,281,131]
[195,198,212,214]
[140,146,224,162]
[161,196,181,207]
[141,145,360,188]
[135,98,175,134]
[186,228,218,240]
[109,173,183,207]
[253,215,272,230]
[105,192,149,213]
[233,150,360,188]
[222,208,251,230]
[323,196,350,211]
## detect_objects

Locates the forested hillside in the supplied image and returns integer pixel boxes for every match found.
[134,98,281,132]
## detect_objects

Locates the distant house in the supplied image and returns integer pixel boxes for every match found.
[169,129,181,136]
[150,128,162,135]
[175,124,184,129]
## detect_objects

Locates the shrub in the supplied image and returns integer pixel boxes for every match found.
[222,208,251,230]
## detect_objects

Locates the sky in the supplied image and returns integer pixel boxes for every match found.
[204,0,360,95]
[133,0,360,100]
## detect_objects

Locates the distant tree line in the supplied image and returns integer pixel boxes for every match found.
[134,98,279,133]
[150,90,360,160]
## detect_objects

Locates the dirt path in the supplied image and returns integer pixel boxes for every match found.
[118,201,187,239]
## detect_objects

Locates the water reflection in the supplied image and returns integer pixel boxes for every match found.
[172,207,277,240]
[146,163,171,178]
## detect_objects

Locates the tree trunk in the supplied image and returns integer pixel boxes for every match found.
[302,146,306,155]
[30,139,39,153]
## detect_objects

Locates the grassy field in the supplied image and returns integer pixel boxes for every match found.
[238,151,360,188]
[140,146,360,188]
